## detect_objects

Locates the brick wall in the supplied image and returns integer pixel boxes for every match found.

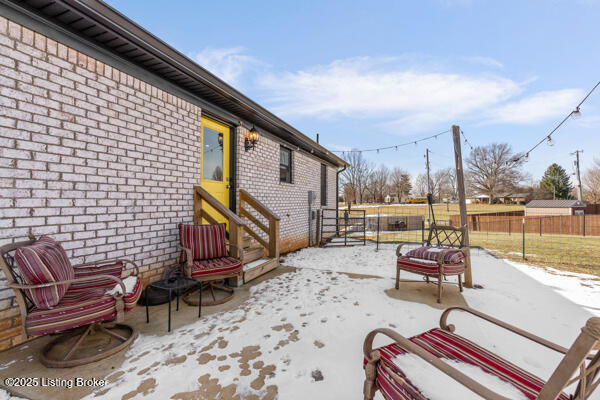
[0,15,341,350]
[235,126,338,253]
[0,16,202,349]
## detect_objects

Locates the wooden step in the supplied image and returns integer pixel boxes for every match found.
[243,245,265,264]
[243,258,279,283]
[241,235,258,249]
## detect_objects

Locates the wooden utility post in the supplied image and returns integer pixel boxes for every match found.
[452,125,472,288]
[425,148,431,224]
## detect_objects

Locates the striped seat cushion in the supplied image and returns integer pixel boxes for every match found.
[25,277,142,336]
[69,261,125,293]
[397,258,465,276]
[405,246,465,264]
[370,328,570,400]
[14,236,74,310]
[179,223,228,261]
[191,257,242,278]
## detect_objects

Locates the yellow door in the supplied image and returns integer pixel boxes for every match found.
[200,117,230,223]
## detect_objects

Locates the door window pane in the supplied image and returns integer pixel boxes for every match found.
[203,127,223,181]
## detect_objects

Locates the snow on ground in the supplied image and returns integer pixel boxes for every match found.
[394,353,528,400]
[78,243,599,400]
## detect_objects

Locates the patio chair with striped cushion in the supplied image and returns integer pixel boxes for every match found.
[178,223,244,306]
[363,306,600,400]
[0,235,142,368]
[396,223,468,303]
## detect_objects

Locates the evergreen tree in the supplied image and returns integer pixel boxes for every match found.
[540,163,573,199]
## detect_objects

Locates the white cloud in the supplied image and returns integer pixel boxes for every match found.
[191,47,260,85]
[464,56,503,68]
[257,56,521,132]
[189,48,583,133]
[484,89,583,125]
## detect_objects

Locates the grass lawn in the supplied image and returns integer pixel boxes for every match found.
[341,203,524,221]
[341,203,599,276]
[366,231,600,277]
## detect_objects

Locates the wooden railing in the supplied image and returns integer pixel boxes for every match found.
[239,189,280,260]
[193,186,245,259]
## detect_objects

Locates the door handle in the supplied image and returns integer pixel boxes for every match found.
[226,185,230,189]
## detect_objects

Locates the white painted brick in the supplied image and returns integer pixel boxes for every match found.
[0,18,339,347]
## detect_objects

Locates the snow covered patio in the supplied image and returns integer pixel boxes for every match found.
[1,244,599,400]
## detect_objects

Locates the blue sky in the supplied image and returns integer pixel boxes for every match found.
[106,0,600,182]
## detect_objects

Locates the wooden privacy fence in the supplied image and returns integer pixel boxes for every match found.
[449,213,600,237]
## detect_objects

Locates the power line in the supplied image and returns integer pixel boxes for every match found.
[513,80,600,163]
[334,129,451,155]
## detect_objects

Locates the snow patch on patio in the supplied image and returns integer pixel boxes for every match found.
[76,243,599,399]
[393,353,528,400]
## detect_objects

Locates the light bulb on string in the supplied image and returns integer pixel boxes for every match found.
[546,136,554,146]
[571,107,581,119]
[395,146,398,151]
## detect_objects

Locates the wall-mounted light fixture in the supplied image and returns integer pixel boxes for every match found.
[244,126,259,151]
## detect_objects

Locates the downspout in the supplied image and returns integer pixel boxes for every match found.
[336,165,347,236]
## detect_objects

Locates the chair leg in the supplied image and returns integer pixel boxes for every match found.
[363,351,380,400]
[63,324,93,361]
[426,276,430,284]
[40,323,136,368]
[395,267,400,290]
[458,274,463,292]
[437,274,443,303]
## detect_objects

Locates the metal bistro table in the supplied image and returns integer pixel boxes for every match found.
[145,276,202,332]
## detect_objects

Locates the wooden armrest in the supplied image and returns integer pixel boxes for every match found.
[363,328,512,400]
[176,244,193,277]
[439,306,593,360]
[8,274,127,296]
[396,243,406,257]
[176,244,193,259]
[73,258,139,276]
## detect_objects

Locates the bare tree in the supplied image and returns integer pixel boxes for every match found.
[465,143,525,202]
[341,151,374,204]
[431,168,455,202]
[412,173,428,198]
[389,168,412,202]
[365,165,389,203]
[583,158,600,203]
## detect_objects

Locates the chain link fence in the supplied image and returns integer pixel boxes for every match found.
[339,204,600,277]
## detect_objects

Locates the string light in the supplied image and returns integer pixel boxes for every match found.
[514,80,600,162]
[461,130,474,151]
[332,129,451,154]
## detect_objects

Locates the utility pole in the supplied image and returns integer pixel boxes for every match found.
[452,125,472,288]
[573,150,583,201]
[425,148,431,224]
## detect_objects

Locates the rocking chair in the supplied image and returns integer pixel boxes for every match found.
[363,306,600,400]
[177,223,244,306]
[0,235,142,368]
[396,223,468,303]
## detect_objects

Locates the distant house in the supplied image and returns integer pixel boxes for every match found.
[497,192,533,204]
[466,194,491,204]
[525,200,586,216]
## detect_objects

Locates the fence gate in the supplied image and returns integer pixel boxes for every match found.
[319,208,366,246]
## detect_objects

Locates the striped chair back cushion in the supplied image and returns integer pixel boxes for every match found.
[14,236,74,310]
[179,223,228,260]
[405,246,465,264]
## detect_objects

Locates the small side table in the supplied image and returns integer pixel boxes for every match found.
[145,276,201,332]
